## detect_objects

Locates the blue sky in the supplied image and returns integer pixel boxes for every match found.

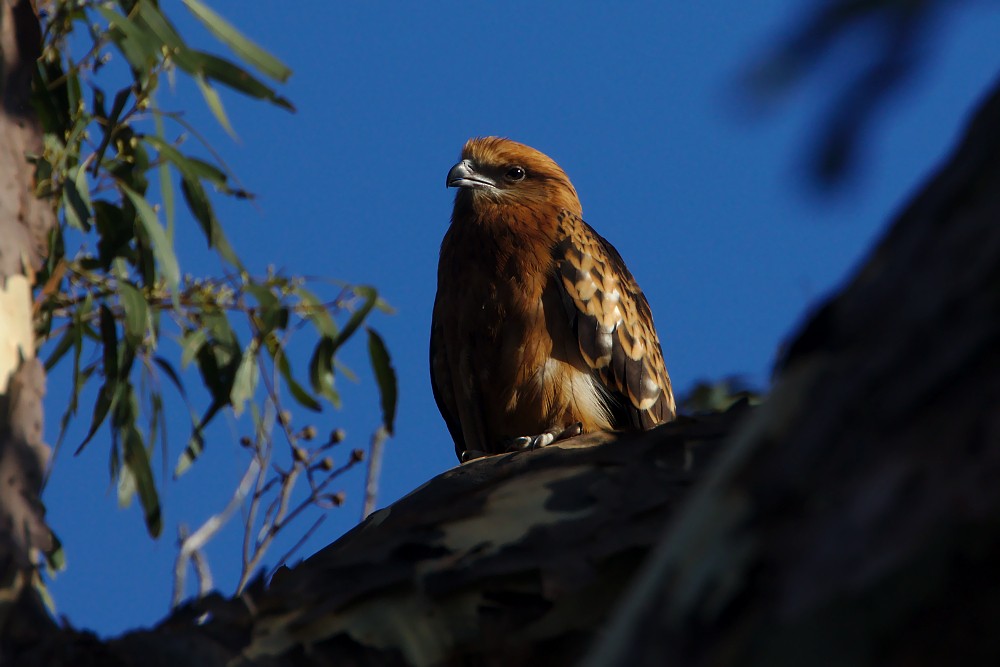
[40,1,1000,635]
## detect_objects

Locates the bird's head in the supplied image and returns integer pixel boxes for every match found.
[447,137,583,220]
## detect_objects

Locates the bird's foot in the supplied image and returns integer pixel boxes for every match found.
[504,422,583,452]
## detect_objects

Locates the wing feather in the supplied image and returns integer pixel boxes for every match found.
[553,210,675,430]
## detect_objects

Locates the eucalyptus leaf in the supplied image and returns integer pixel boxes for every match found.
[195,51,293,110]
[153,356,186,396]
[182,0,292,82]
[180,172,242,268]
[124,426,162,537]
[120,183,180,296]
[294,285,338,338]
[262,334,321,412]
[75,384,115,455]
[329,285,378,356]
[99,304,119,381]
[181,328,207,369]
[309,336,340,408]
[230,340,259,417]
[118,281,148,346]
[134,0,185,50]
[63,165,92,231]
[366,328,397,435]
[194,73,236,139]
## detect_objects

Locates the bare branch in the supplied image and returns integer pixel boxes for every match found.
[362,426,388,520]
[172,456,260,608]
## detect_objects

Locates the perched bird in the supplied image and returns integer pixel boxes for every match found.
[431,137,675,461]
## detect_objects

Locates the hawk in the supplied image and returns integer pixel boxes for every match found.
[431,137,674,460]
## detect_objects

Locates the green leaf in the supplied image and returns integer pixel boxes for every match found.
[309,336,340,408]
[179,175,242,268]
[366,328,397,435]
[187,157,230,188]
[74,382,116,455]
[182,0,292,82]
[230,340,259,417]
[117,453,136,507]
[93,200,134,268]
[262,334,321,412]
[144,137,228,188]
[200,309,238,348]
[195,51,293,110]
[140,135,242,266]
[330,285,378,355]
[193,313,240,405]
[177,427,204,477]
[91,87,131,176]
[53,297,91,451]
[194,73,236,139]
[246,282,278,310]
[374,296,397,315]
[175,400,223,476]
[118,281,148,347]
[63,165,92,231]
[134,0,185,50]
[120,182,180,296]
[247,283,288,334]
[153,356,186,396]
[124,425,162,537]
[44,325,77,371]
[95,6,159,72]
[181,328,207,368]
[151,98,176,240]
[334,358,358,383]
[99,304,119,381]
[294,286,338,338]
[41,54,73,124]
[149,391,167,461]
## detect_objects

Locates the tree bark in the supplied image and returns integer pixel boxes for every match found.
[585,75,1000,667]
[0,0,57,638]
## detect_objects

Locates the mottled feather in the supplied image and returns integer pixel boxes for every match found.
[553,210,674,429]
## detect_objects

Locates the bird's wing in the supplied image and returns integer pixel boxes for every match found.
[429,295,467,459]
[553,210,675,429]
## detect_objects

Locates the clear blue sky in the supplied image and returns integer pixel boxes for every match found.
[40,1,1000,635]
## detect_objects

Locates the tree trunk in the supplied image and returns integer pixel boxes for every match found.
[0,0,57,638]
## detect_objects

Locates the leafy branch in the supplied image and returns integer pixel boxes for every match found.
[29,0,397,595]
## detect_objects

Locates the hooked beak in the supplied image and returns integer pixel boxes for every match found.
[446,159,496,190]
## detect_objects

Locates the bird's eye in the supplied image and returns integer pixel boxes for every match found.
[505,166,526,182]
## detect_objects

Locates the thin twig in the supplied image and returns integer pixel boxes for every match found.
[172,456,260,608]
[362,426,388,520]
[190,541,213,599]
[266,515,327,582]
[241,404,274,585]
[238,464,298,593]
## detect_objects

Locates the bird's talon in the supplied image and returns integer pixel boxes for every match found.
[459,449,488,462]
[508,436,533,450]
[534,432,556,447]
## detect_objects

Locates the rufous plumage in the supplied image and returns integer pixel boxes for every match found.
[431,137,674,460]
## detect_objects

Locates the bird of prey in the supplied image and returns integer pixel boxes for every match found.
[431,137,674,461]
